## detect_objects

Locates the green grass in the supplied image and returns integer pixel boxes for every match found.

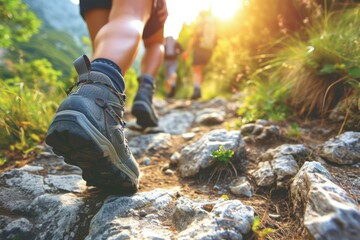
[259,7,360,117]
[287,123,302,139]
[237,77,290,124]
[235,6,360,124]
[0,82,63,152]
[0,59,65,153]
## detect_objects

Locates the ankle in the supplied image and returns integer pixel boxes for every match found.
[91,58,125,93]
[138,74,155,88]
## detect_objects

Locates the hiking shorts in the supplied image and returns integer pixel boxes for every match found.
[79,0,167,40]
[193,47,213,66]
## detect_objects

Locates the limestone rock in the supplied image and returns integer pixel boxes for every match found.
[318,131,360,165]
[177,198,254,239]
[240,123,281,142]
[229,177,254,197]
[86,189,177,240]
[251,144,310,187]
[129,133,172,157]
[195,108,226,125]
[291,161,360,240]
[159,110,195,135]
[179,129,245,178]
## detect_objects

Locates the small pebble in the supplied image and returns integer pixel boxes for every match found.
[143,157,151,166]
[164,169,174,176]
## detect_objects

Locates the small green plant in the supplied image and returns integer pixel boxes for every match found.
[237,77,290,124]
[211,145,235,165]
[252,216,275,240]
[208,146,237,184]
[0,157,7,167]
[287,123,302,139]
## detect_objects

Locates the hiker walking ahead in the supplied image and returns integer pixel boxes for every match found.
[46,0,168,193]
[183,10,217,100]
[163,36,183,98]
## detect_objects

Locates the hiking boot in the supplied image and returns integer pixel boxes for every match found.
[46,55,140,193]
[190,87,202,100]
[167,85,176,99]
[131,75,159,127]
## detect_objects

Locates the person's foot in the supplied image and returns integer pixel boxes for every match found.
[131,75,159,127]
[46,55,140,193]
[190,87,202,100]
[167,85,176,98]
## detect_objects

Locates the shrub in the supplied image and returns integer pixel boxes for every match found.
[264,7,360,117]
[0,59,65,153]
[237,77,290,124]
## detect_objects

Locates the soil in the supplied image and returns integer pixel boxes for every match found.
[1,99,358,240]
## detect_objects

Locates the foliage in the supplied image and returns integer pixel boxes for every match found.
[0,0,65,154]
[252,216,275,239]
[175,0,325,99]
[237,78,290,124]
[12,59,64,92]
[208,145,237,184]
[211,145,234,165]
[203,37,250,99]
[123,68,140,107]
[0,59,65,153]
[174,0,359,125]
[258,6,360,117]
[287,123,302,139]
[220,194,230,200]
[5,29,84,80]
[0,0,41,48]
[0,157,7,167]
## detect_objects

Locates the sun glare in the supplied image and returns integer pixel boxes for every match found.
[210,0,243,20]
[165,0,244,38]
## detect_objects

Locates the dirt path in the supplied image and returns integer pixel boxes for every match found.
[1,98,358,239]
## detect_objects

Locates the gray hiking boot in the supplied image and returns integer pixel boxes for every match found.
[131,75,159,127]
[190,87,202,100]
[46,55,140,193]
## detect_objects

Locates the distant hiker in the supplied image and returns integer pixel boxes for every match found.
[46,0,168,193]
[183,10,217,100]
[163,36,183,98]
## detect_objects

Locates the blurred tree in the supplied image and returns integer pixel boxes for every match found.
[0,0,41,48]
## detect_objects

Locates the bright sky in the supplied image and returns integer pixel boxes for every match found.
[70,0,243,39]
[165,0,243,38]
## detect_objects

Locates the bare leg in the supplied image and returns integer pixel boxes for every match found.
[131,27,164,127]
[193,65,204,87]
[83,9,110,51]
[92,0,153,74]
[167,73,177,87]
[142,29,165,77]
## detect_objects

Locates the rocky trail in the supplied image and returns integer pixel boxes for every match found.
[0,97,359,240]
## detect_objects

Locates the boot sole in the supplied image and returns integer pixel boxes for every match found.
[131,100,158,127]
[46,110,139,193]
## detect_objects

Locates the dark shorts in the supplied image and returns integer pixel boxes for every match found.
[193,47,213,66]
[79,0,167,39]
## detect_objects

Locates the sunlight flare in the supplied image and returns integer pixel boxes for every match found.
[210,0,244,20]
